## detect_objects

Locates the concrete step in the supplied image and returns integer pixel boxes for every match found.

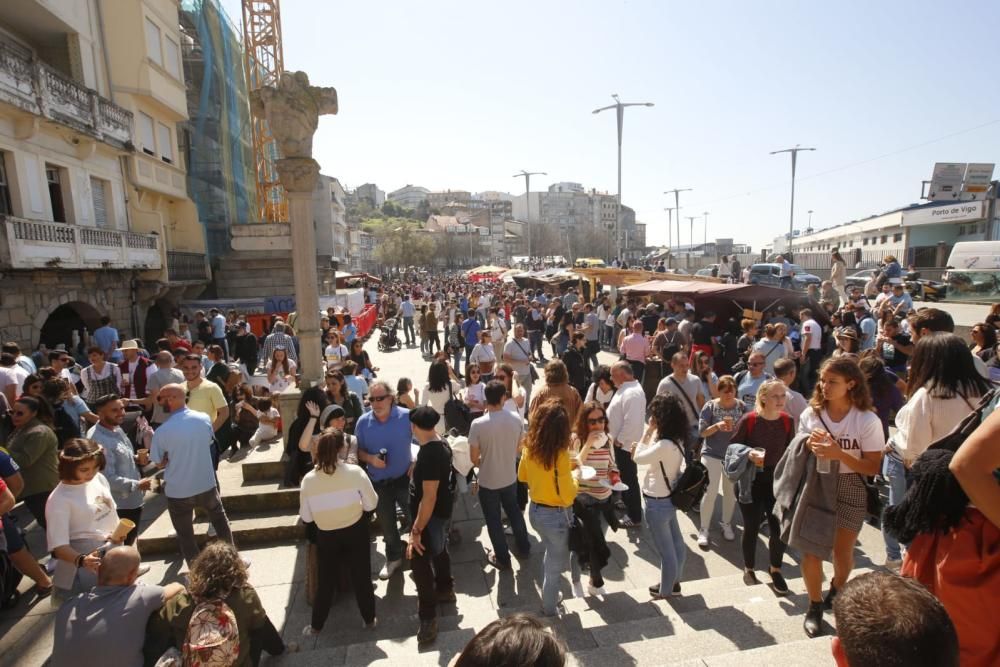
[699,636,834,666]
[137,509,304,555]
[221,480,299,513]
[229,441,286,483]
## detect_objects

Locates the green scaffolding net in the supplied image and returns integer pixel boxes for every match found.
[179,0,257,260]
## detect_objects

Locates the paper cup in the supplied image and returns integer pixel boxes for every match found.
[750,447,766,468]
[111,518,136,542]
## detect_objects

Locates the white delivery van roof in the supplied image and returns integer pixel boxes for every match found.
[946,241,1000,271]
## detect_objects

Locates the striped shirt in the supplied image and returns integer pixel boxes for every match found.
[299,463,378,531]
[573,435,615,501]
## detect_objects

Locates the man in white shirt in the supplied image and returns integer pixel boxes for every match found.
[656,352,705,453]
[799,308,823,396]
[488,308,508,360]
[607,361,646,527]
[854,304,877,352]
[777,255,795,289]
[502,324,534,406]
[774,358,808,427]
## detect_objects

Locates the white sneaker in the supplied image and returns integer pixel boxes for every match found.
[720,522,735,541]
[241,556,252,569]
[302,624,320,637]
[206,525,217,537]
[697,529,710,548]
[571,580,586,598]
[884,558,902,573]
[379,559,403,580]
[587,584,606,597]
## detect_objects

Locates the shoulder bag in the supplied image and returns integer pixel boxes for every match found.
[817,411,882,518]
[444,382,472,436]
[514,339,539,382]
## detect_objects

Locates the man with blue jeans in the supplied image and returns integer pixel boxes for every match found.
[400,296,416,346]
[355,381,413,580]
[469,382,530,570]
[406,406,455,646]
[881,449,908,570]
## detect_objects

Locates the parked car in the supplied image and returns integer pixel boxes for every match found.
[694,264,719,277]
[844,269,876,291]
[748,263,821,290]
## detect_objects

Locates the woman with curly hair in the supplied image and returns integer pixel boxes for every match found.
[797,356,885,637]
[151,541,288,665]
[517,400,578,616]
[635,394,690,599]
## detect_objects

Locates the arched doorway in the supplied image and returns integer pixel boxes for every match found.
[38,301,102,357]
[143,298,174,344]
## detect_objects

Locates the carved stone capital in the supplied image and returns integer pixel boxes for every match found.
[249,70,338,160]
[275,157,320,193]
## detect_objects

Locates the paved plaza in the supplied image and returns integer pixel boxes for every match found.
[0,334,892,666]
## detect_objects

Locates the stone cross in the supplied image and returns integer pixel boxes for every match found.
[250,71,338,389]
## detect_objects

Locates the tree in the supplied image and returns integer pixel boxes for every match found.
[367,218,435,269]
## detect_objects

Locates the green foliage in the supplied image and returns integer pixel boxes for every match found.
[370,220,435,268]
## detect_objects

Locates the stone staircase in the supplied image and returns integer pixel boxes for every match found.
[132,440,884,667]
[137,441,305,555]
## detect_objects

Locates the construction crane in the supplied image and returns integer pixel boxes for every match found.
[241,0,288,223]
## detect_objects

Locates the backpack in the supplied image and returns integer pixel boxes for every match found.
[182,599,240,667]
[443,383,472,436]
[0,546,24,610]
[746,411,793,439]
[659,442,709,512]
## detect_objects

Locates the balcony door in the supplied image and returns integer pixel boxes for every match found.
[0,153,11,215]
[45,165,66,223]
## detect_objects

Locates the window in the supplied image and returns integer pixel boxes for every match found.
[880,235,888,244]
[893,232,903,243]
[863,238,868,246]
[138,112,155,155]
[164,37,180,78]
[91,177,108,228]
[0,153,11,216]
[958,225,965,235]
[145,18,162,65]
[46,165,67,223]
[157,122,173,164]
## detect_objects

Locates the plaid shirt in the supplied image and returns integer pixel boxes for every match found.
[261,332,298,365]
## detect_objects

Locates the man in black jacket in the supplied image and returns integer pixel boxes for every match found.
[562,332,590,399]
[233,322,258,380]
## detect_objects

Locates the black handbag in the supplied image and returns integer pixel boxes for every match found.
[816,412,882,517]
[444,383,472,436]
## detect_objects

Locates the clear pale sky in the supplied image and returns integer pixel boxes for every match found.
[220,0,1000,251]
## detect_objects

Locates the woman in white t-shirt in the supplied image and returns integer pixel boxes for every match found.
[266,347,297,395]
[584,365,616,412]
[46,438,122,601]
[421,359,463,435]
[323,330,349,372]
[469,331,497,383]
[797,357,884,637]
[495,363,525,420]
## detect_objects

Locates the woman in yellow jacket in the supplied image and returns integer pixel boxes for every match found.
[518,399,579,616]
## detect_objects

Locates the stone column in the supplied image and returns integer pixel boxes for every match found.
[277,157,323,387]
[250,70,338,390]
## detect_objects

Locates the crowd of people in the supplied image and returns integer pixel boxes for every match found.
[0,255,997,666]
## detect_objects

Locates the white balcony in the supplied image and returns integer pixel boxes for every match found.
[0,216,161,271]
[0,39,132,149]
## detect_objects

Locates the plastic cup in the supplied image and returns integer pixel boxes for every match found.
[111,518,136,542]
[723,416,734,431]
[609,470,622,486]
[816,457,832,474]
[750,447,766,468]
[136,448,149,466]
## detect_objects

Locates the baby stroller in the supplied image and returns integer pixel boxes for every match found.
[377,317,402,352]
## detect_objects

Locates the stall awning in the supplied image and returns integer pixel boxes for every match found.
[620,280,827,323]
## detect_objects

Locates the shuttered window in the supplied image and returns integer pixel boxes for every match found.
[138,112,155,155]
[91,177,108,228]
[0,153,11,215]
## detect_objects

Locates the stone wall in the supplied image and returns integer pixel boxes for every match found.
[0,269,149,349]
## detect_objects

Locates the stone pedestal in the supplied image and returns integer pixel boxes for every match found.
[278,385,301,448]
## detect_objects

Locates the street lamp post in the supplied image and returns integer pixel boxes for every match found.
[593,94,654,262]
[770,145,816,256]
[513,170,546,266]
[664,188,692,257]
[807,209,814,230]
[664,206,675,253]
[703,211,709,250]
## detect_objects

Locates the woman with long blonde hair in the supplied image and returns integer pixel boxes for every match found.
[517,400,578,616]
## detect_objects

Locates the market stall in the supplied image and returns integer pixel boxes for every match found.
[620,280,826,323]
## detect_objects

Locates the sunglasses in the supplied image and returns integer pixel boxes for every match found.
[587,416,607,424]
[370,394,391,403]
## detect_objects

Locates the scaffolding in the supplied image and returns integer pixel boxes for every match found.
[241,0,288,224]
[179,0,257,258]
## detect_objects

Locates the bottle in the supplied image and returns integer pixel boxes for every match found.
[377,448,388,463]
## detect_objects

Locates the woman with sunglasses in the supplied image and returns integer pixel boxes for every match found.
[349,339,378,380]
[569,401,618,597]
[6,396,58,527]
[324,331,348,372]
[469,331,496,384]
[693,350,719,401]
[696,375,746,549]
[323,370,363,435]
[464,365,486,421]
[494,364,524,420]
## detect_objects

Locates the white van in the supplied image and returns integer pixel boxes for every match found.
[943,241,1000,301]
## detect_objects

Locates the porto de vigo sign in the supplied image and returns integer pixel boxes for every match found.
[903,200,985,227]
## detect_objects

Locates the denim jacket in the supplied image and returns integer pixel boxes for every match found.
[723,443,756,504]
